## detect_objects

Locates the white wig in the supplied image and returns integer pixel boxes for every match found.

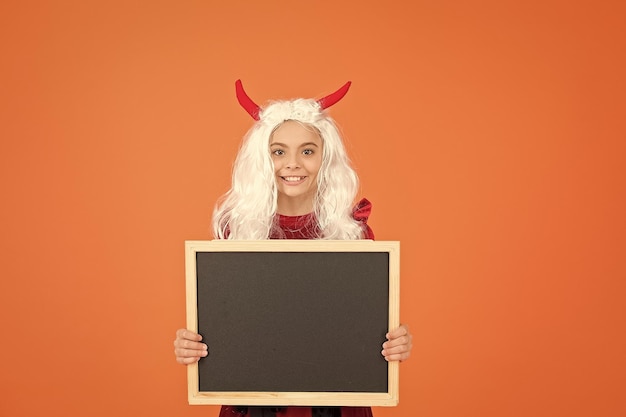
[213,90,364,240]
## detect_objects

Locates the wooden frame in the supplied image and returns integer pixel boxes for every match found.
[185,240,400,407]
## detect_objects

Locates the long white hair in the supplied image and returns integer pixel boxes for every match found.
[213,98,364,240]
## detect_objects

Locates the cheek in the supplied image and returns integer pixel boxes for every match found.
[309,158,323,175]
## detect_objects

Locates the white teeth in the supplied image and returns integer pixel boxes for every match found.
[283,176,305,182]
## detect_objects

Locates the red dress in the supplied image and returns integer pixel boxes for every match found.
[218,199,375,417]
[268,198,374,240]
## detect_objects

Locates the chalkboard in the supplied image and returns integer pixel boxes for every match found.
[185,240,400,406]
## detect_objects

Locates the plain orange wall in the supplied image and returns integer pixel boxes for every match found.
[1,1,624,416]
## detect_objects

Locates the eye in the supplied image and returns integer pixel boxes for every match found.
[271,149,284,156]
[302,149,314,156]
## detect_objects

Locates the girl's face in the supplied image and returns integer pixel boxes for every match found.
[270,120,323,215]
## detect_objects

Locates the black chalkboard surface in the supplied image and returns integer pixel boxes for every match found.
[185,240,400,406]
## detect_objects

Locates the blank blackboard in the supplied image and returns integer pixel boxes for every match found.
[185,240,400,406]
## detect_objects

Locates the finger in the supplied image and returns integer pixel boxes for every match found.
[175,347,209,359]
[173,338,208,352]
[176,328,203,341]
[382,334,411,349]
[381,343,412,361]
[386,324,409,340]
[382,342,411,355]
[382,350,411,362]
[382,332,413,362]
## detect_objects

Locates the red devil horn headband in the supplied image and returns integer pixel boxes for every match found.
[235,79,352,121]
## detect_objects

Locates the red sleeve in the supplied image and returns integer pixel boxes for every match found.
[353,198,375,240]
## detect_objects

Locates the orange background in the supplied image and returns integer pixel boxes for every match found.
[1,1,624,416]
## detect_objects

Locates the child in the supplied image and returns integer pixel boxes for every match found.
[174,80,413,417]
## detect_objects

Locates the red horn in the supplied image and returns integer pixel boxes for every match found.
[235,79,261,120]
[318,81,352,110]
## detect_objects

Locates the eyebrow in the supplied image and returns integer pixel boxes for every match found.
[270,142,320,148]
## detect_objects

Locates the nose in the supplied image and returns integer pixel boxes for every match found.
[285,154,301,169]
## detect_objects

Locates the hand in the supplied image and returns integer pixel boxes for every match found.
[174,329,208,365]
[381,324,412,362]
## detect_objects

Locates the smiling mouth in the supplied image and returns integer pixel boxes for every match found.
[281,176,306,182]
